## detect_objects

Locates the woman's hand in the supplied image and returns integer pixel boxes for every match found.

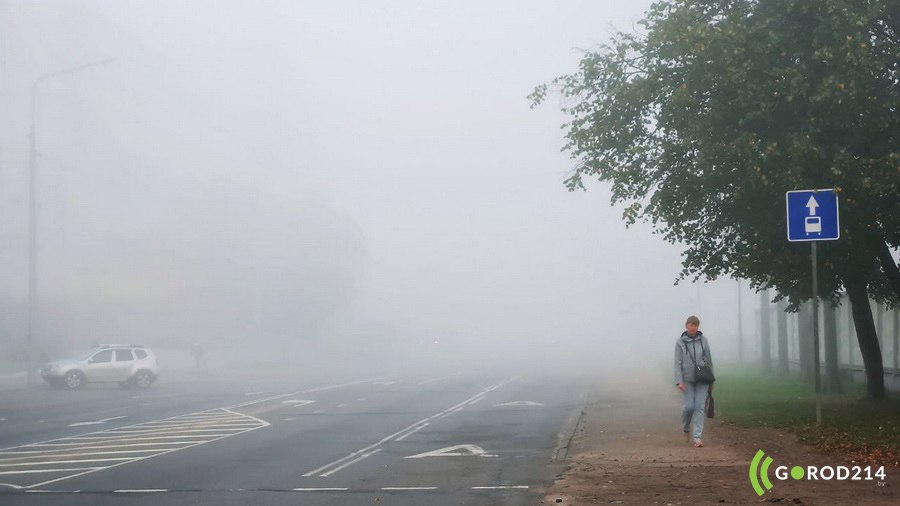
[677,383,686,392]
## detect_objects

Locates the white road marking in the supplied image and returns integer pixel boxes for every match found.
[129,394,176,400]
[293,487,349,491]
[371,380,396,386]
[494,401,544,407]
[0,449,161,458]
[417,371,463,385]
[283,417,296,421]
[302,379,512,477]
[105,426,259,435]
[472,485,529,489]
[394,423,429,442]
[319,449,381,477]
[64,434,232,442]
[244,391,266,396]
[1,457,134,467]
[0,378,400,489]
[0,467,100,475]
[0,408,269,489]
[335,403,348,408]
[439,406,466,418]
[114,489,167,493]
[24,440,211,448]
[468,396,486,405]
[405,444,497,459]
[280,400,315,407]
[382,486,438,490]
[301,377,391,394]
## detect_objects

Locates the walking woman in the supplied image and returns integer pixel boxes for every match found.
[674,315,714,447]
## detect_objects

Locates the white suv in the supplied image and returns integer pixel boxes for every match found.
[41,345,160,389]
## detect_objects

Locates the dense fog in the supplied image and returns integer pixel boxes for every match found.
[1,1,753,382]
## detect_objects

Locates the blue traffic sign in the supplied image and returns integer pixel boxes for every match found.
[785,189,840,242]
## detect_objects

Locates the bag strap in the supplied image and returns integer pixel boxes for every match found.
[686,338,703,367]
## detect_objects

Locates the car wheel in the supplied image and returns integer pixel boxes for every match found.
[64,371,85,390]
[133,370,154,389]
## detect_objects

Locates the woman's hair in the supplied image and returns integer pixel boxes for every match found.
[685,315,700,326]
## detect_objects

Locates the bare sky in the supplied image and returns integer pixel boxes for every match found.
[0,1,750,365]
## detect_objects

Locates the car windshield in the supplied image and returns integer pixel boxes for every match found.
[76,350,101,361]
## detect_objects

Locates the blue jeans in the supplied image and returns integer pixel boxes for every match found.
[682,381,708,439]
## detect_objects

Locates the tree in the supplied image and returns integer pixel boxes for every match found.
[531,0,900,398]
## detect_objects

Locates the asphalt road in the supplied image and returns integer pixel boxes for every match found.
[0,365,584,505]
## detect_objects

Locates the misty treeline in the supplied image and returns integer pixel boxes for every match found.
[756,288,899,395]
[2,185,366,362]
[532,0,900,398]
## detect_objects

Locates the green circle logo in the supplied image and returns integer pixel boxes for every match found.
[790,466,805,480]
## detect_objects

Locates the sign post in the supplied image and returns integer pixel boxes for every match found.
[786,189,840,426]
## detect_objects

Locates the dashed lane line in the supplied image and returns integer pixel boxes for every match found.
[382,486,439,490]
[319,450,381,477]
[393,423,428,442]
[472,485,530,489]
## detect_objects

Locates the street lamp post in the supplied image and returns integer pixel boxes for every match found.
[737,279,743,362]
[26,58,116,384]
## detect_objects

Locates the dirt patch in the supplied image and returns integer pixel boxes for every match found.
[543,374,897,505]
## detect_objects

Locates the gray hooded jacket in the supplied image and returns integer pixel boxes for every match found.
[674,331,713,384]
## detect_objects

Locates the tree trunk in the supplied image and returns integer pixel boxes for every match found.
[844,271,886,400]
[777,299,789,375]
[823,302,842,393]
[759,289,771,371]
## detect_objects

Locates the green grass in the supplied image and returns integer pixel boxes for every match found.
[715,364,900,466]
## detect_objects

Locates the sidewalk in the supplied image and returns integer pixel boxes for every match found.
[543,371,897,505]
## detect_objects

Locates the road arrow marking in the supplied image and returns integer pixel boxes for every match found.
[404,444,497,459]
[806,195,819,216]
[494,401,544,407]
[68,416,127,428]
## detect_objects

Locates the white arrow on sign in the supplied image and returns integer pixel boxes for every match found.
[806,195,819,216]
[494,401,544,407]
[404,444,497,459]
[68,415,127,427]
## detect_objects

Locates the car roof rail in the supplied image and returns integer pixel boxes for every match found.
[95,344,144,349]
